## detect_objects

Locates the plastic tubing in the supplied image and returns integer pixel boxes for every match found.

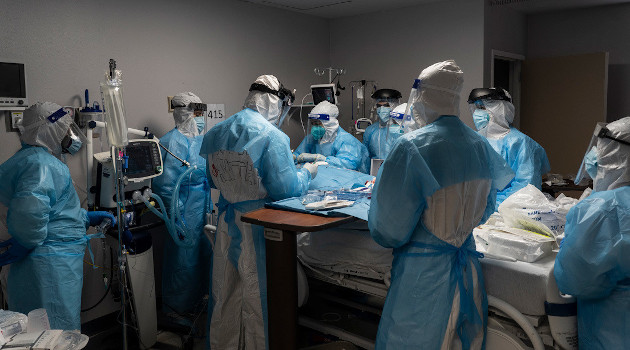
[132,190,191,247]
[487,295,545,350]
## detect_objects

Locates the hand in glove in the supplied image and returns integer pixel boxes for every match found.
[297,153,326,163]
[302,162,319,179]
[87,211,117,227]
[0,238,31,266]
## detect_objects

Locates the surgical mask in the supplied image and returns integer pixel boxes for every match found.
[311,125,326,140]
[62,137,82,155]
[195,116,205,133]
[473,109,490,130]
[584,146,598,179]
[389,124,402,135]
[377,106,392,123]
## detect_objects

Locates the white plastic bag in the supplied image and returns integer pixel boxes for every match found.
[498,185,564,237]
[0,309,28,338]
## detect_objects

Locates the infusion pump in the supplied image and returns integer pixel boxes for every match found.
[93,139,163,209]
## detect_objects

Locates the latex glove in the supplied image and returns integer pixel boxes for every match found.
[293,153,297,163]
[87,211,117,227]
[303,162,319,179]
[0,238,31,266]
[297,153,326,163]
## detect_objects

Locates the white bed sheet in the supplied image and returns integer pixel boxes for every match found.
[297,222,393,282]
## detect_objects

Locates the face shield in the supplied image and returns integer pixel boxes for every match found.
[171,96,207,137]
[61,118,88,155]
[388,103,407,139]
[248,82,295,128]
[21,106,84,158]
[402,79,422,133]
[575,122,609,185]
[373,99,400,125]
[308,113,329,143]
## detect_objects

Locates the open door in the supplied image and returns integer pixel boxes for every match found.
[521,52,608,177]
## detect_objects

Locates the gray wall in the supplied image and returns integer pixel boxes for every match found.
[329,0,486,131]
[0,0,330,323]
[483,1,527,86]
[527,3,630,122]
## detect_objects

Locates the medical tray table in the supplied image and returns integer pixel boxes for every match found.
[241,208,356,350]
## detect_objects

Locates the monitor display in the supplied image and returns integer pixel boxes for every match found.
[312,85,336,105]
[126,144,155,177]
[0,63,26,98]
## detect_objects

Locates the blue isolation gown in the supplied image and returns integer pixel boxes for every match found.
[555,186,630,350]
[294,128,369,174]
[199,108,312,349]
[485,127,550,205]
[151,128,210,315]
[369,116,514,349]
[0,145,90,330]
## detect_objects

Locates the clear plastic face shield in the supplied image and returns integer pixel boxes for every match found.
[308,113,329,143]
[388,105,406,140]
[249,82,295,128]
[373,99,400,124]
[575,122,609,185]
[50,108,86,155]
[402,79,422,133]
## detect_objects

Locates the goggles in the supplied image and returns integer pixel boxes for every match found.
[249,83,296,103]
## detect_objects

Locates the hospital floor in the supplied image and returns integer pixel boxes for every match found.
[83,310,367,349]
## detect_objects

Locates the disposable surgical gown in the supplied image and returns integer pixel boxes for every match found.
[294,128,369,173]
[554,186,630,350]
[199,108,312,349]
[151,128,210,315]
[362,123,402,162]
[485,127,550,205]
[369,116,514,349]
[0,145,90,330]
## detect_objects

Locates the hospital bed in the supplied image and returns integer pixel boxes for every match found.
[296,223,578,350]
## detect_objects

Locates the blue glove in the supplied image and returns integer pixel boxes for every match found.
[87,211,117,227]
[0,238,31,266]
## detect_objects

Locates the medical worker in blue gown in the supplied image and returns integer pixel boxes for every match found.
[468,88,550,205]
[152,92,210,317]
[555,117,630,349]
[0,102,114,330]
[362,89,403,162]
[368,61,514,349]
[294,101,369,173]
[200,75,318,349]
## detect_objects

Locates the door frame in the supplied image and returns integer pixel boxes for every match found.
[491,50,525,127]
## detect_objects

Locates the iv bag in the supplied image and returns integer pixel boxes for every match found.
[100,69,129,147]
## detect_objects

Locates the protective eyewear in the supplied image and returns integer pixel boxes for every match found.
[170,100,208,111]
[594,124,630,147]
[249,83,296,103]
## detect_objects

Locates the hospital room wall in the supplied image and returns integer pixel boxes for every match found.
[527,3,630,123]
[483,3,526,84]
[328,0,486,132]
[0,0,330,323]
